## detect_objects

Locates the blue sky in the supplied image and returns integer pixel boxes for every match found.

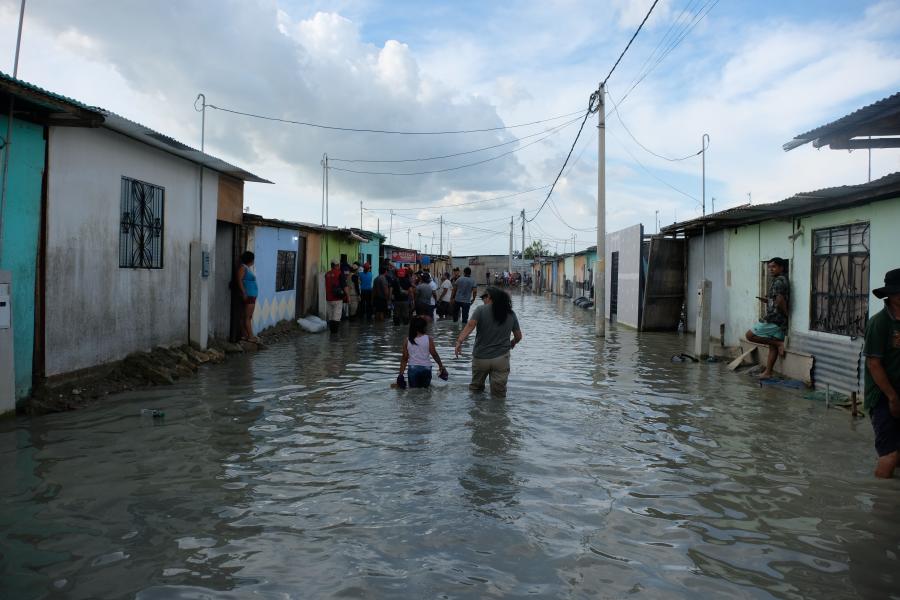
[1,0,898,255]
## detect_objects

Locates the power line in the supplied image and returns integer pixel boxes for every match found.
[608,126,700,204]
[205,103,585,136]
[616,0,721,108]
[608,87,702,162]
[328,119,578,175]
[329,116,583,163]
[602,0,661,86]
[363,185,551,212]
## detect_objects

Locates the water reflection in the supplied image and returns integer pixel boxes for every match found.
[460,400,521,516]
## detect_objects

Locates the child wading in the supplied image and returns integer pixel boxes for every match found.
[398,317,448,388]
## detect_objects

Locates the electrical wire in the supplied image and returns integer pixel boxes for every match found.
[363,185,551,212]
[602,0,661,86]
[329,116,583,163]
[328,118,578,175]
[608,87,703,162]
[205,103,585,136]
[608,127,700,204]
[525,95,598,223]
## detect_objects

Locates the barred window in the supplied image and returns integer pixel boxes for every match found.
[119,176,164,269]
[275,250,296,292]
[811,222,869,337]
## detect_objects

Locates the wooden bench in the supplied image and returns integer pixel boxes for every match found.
[727,339,813,386]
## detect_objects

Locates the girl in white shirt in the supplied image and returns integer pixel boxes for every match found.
[398,316,447,388]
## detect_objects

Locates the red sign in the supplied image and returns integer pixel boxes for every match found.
[391,250,417,263]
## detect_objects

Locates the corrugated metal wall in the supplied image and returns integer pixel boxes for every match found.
[790,332,863,396]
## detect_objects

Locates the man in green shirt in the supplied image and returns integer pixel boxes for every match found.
[863,268,900,479]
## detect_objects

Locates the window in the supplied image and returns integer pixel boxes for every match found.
[119,176,164,268]
[276,250,297,292]
[811,222,869,337]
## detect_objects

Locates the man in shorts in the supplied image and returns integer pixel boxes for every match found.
[863,268,900,478]
[745,257,790,378]
[324,258,349,334]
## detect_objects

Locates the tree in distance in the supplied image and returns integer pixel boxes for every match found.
[524,240,551,259]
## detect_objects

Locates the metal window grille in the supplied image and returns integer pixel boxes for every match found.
[811,222,869,337]
[119,176,164,269]
[275,250,296,292]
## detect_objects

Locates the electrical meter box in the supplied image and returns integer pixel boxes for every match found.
[0,283,10,329]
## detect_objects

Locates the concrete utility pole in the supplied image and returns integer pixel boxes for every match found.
[508,216,513,278]
[360,200,363,229]
[594,83,606,337]
[439,216,443,256]
[389,210,394,245]
[695,133,712,359]
[520,209,525,293]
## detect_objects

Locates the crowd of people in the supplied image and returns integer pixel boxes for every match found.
[324,261,482,332]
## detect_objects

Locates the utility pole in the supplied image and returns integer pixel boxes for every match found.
[439,216,443,256]
[508,216,513,279]
[418,232,422,252]
[407,228,411,248]
[320,153,329,226]
[594,82,606,337]
[360,200,363,230]
[389,210,394,245]
[520,209,525,293]
[655,209,659,234]
[695,133,712,359]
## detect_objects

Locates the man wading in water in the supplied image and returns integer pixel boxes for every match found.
[745,257,790,378]
[864,268,900,479]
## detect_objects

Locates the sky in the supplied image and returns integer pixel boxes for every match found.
[1,0,899,256]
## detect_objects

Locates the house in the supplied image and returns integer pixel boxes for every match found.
[384,245,418,269]
[603,224,650,329]
[663,174,900,395]
[241,215,307,334]
[353,229,384,273]
[0,73,104,409]
[0,73,272,405]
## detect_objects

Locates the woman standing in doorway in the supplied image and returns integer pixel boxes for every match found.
[237,251,259,342]
[454,286,523,396]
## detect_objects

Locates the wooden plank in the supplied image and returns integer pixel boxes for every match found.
[728,347,756,371]
[740,340,814,385]
[217,175,244,224]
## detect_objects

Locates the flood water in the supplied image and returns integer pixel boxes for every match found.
[1,294,897,599]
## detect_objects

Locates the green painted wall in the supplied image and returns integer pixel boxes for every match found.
[0,118,45,401]
[319,232,359,272]
[722,197,900,346]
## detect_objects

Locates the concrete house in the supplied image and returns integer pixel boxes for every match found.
[40,86,268,383]
[664,174,900,395]
[0,73,104,409]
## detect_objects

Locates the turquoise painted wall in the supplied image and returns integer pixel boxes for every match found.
[358,236,382,273]
[0,118,45,401]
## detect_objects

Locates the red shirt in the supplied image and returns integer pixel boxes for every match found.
[325,268,346,302]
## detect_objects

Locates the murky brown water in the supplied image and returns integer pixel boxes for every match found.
[1,294,897,599]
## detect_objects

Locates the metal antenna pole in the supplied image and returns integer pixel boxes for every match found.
[594,83,606,336]
[508,216,513,279]
[1,0,28,262]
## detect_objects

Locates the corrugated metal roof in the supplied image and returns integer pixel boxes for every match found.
[784,91,900,151]
[1,71,270,183]
[101,113,271,183]
[661,171,900,236]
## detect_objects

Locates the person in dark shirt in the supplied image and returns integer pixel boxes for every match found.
[745,257,790,378]
[863,268,900,478]
[391,268,414,326]
[372,265,390,321]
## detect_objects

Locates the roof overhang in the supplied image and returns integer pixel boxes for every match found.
[662,172,900,236]
[784,92,900,151]
[0,71,104,127]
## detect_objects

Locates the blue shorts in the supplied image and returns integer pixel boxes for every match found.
[751,321,785,340]
[870,395,900,457]
[407,365,432,388]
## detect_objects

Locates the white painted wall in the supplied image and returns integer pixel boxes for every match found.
[685,229,726,337]
[45,127,218,376]
[604,224,644,329]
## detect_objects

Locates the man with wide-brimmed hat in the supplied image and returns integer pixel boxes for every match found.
[863,268,900,478]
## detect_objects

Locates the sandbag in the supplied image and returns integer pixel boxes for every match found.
[297,315,328,333]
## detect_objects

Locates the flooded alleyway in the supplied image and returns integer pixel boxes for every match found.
[1,294,897,599]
